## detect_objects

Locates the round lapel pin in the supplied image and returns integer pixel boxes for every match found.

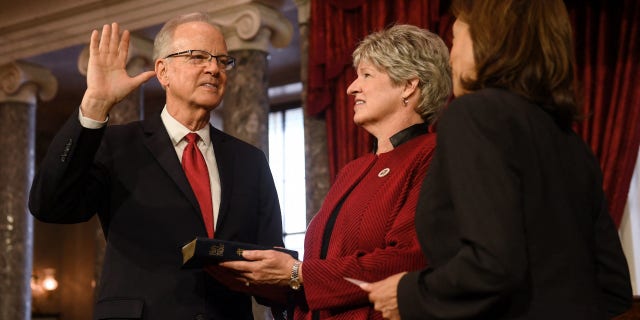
[378,168,390,177]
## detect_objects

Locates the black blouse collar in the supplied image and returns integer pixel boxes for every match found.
[372,122,429,153]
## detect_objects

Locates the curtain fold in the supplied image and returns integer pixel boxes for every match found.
[569,0,640,227]
[308,0,450,179]
[308,0,640,226]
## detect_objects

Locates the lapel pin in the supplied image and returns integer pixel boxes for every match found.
[378,168,390,177]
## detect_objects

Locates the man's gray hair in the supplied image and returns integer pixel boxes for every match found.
[152,12,222,61]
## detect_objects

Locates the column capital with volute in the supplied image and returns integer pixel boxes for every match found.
[0,61,57,104]
[213,2,293,53]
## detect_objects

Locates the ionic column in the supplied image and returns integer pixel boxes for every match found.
[0,61,57,320]
[212,1,293,154]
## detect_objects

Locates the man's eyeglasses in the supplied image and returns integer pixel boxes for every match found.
[164,50,236,71]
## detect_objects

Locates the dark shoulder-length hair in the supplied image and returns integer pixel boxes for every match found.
[451,0,579,127]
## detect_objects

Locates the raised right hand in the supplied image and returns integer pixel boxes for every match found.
[80,23,156,121]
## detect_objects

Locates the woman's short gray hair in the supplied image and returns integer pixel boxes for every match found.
[352,24,452,123]
[152,12,221,61]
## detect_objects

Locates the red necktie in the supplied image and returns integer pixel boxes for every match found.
[182,133,214,238]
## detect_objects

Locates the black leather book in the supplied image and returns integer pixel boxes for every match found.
[181,237,299,268]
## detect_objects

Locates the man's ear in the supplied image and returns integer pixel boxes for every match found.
[155,59,169,88]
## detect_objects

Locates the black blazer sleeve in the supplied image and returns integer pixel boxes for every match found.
[29,109,107,223]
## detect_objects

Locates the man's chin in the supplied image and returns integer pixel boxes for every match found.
[194,98,223,110]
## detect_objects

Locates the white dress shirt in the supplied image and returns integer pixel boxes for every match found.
[79,107,221,229]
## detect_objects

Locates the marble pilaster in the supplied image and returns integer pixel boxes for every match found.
[294,0,330,223]
[0,61,57,320]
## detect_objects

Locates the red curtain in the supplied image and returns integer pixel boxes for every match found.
[568,0,640,227]
[308,0,640,227]
[307,0,452,180]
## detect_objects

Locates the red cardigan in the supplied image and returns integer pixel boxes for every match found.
[295,132,436,320]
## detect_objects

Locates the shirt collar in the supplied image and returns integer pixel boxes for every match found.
[372,122,429,153]
[160,106,211,147]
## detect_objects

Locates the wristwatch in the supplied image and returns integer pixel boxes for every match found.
[289,261,302,290]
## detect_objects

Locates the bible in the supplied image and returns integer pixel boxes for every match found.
[181,237,299,268]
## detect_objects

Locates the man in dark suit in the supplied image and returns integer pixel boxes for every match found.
[29,12,284,319]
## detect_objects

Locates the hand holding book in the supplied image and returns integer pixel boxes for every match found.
[219,248,301,290]
[184,238,299,305]
[181,237,298,268]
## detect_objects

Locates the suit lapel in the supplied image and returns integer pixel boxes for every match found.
[141,114,201,217]
[210,126,234,231]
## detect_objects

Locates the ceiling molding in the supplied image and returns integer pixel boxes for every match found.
[0,0,290,65]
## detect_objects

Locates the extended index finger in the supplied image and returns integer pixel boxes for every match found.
[118,29,131,62]
[239,250,269,261]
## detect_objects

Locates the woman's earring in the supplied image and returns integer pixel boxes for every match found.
[402,97,409,106]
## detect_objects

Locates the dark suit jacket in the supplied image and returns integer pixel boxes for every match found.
[398,88,632,319]
[29,110,284,320]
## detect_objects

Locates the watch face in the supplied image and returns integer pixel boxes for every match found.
[290,279,301,290]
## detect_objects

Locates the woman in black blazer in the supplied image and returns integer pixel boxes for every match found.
[362,0,633,319]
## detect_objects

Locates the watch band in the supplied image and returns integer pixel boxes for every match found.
[289,261,302,290]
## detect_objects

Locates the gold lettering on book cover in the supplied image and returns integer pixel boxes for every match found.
[209,244,225,256]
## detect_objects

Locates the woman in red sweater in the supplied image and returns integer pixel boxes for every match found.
[221,24,452,320]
